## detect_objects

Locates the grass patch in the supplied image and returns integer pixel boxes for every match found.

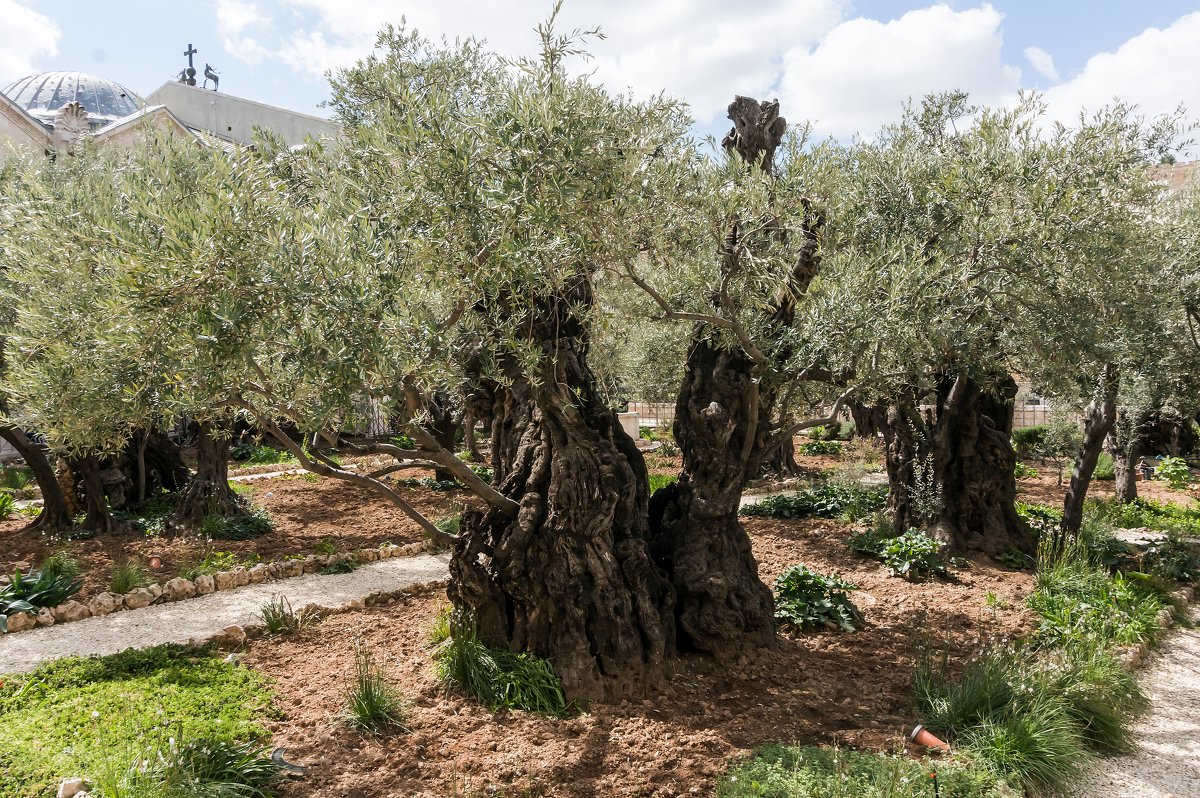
[717,745,1017,797]
[648,473,677,493]
[109,558,151,594]
[344,640,409,733]
[0,644,277,798]
[1086,496,1200,537]
[230,443,296,466]
[741,483,887,522]
[434,612,570,716]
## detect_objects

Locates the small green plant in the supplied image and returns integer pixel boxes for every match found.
[0,490,15,519]
[397,476,461,491]
[344,639,409,733]
[1,566,83,630]
[391,433,416,449]
[773,565,862,632]
[850,528,948,580]
[1140,532,1200,582]
[1093,452,1116,480]
[320,556,359,575]
[648,473,677,493]
[0,466,34,491]
[179,549,244,580]
[314,538,338,555]
[434,516,461,537]
[40,549,85,581]
[230,442,295,465]
[799,440,844,456]
[1015,501,1060,540]
[1156,456,1191,489]
[434,612,570,716]
[1012,461,1039,480]
[741,483,887,522]
[995,549,1033,570]
[469,464,494,484]
[108,558,150,594]
[111,492,178,536]
[429,605,453,646]
[257,594,310,635]
[201,506,273,540]
[1086,496,1200,536]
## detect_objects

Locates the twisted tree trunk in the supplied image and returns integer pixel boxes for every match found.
[170,421,245,528]
[71,454,117,534]
[449,280,675,700]
[0,426,72,531]
[1062,364,1118,535]
[882,375,1033,557]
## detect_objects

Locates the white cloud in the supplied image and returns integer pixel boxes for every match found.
[216,0,272,67]
[1023,46,1058,82]
[0,0,60,85]
[777,3,1021,139]
[234,0,849,123]
[1041,12,1200,130]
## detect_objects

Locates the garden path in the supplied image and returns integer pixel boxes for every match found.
[1079,607,1200,797]
[0,552,450,674]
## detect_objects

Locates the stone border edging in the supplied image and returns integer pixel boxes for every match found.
[1,539,437,635]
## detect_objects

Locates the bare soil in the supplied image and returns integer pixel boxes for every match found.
[1015,464,1199,507]
[241,516,1035,798]
[0,469,478,605]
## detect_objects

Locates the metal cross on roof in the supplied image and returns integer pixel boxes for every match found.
[184,44,198,69]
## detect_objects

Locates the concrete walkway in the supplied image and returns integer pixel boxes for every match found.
[0,553,450,674]
[1080,608,1200,797]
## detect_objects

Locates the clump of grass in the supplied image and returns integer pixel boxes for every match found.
[433,612,570,716]
[434,516,461,537]
[717,744,1016,798]
[344,640,409,733]
[201,506,273,541]
[429,605,453,645]
[109,558,150,594]
[40,549,84,581]
[256,595,310,636]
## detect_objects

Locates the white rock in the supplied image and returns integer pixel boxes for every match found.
[163,577,196,601]
[194,574,215,594]
[147,584,163,601]
[88,592,121,616]
[57,777,86,798]
[214,571,237,591]
[36,607,55,627]
[4,611,35,632]
[230,567,250,587]
[123,588,154,610]
[52,600,90,623]
[248,564,268,584]
[221,625,246,646]
[358,548,379,563]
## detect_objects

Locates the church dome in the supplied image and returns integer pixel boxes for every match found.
[2,71,142,128]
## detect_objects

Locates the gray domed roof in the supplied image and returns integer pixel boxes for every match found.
[2,71,142,128]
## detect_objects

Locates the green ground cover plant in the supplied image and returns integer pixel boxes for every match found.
[0,566,83,631]
[648,473,678,493]
[717,744,1017,798]
[799,440,844,456]
[741,483,887,522]
[344,640,409,733]
[1085,496,1200,536]
[0,466,34,491]
[112,493,179,536]
[847,528,949,580]
[1155,456,1191,489]
[230,442,296,466]
[434,613,570,716]
[201,506,274,541]
[772,565,862,632]
[0,644,277,798]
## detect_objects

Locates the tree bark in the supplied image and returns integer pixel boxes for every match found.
[1062,364,1118,535]
[1107,408,1151,504]
[428,394,460,482]
[71,454,116,534]
[170,421,245,528]
[882,375,1033,557]
[449,279,675,700]
[0,426,73,531]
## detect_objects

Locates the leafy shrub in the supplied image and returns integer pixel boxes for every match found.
[1012,461,1038,480]
[344,640,409,733]
[469,464,494,484]
[202,506,273,540]
[0,490,14,519]
[109,558,150,594]
[648,473,677,493]
[1093,452,1116,480]
[1086,496,1200,536]
[397,476,461,491]
[111,492,178,536]
[434,612,570,716]
[314,538,337,555]
[179,550,247,580]
[741,483,887,522]
[0,466,33,491]
[773,566,861,632]
[1,566,83,630]
[230,442,295,465]
[1010,426,1047,459]
[320,556,359,575]
[434,516,461,537]
[391,434,416,449]
[850,529,947,580]
[1156,456,1191,489]
[1140,532,1200,582]
[1015,502,1059,540]
[799,440,843,456]
[717,744,1015,798]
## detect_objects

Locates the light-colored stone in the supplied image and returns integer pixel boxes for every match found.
[163,577,196,601]
[123,588,154,610]
[358,548,378,563]
[4,611,35,633]
[36,607,55,627]
[194,574,215,594]
[57,777,86,798]
[302,555,319,574]
[88,592,121,616]
[214,571,237,591]
[221,625,246,646]
[248,564,268,584]
[1156,607,1174,628]
[147,584,163,601]
[230,567,250,588]
[51,600,90,623]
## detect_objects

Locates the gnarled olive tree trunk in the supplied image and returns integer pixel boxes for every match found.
[1062,364,1118,535]
[69,454,117,535]
[170,421,245,528]
[449,280,675,700]
[881,375,1033,557]
[0,425,72,531]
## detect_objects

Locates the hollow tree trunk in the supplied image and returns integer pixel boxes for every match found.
[649,335,776,655]
[71,454,116,534]
[170,421,245,528]
[1062,364,1118,536]
[0,426,73,531]
[449,280,675,700]
[883,375,1033,557]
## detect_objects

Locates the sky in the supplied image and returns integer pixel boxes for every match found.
[3,0,1200,146]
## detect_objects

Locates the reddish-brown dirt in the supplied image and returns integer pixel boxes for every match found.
[0,472,478,605]
[240,516,1035,798]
